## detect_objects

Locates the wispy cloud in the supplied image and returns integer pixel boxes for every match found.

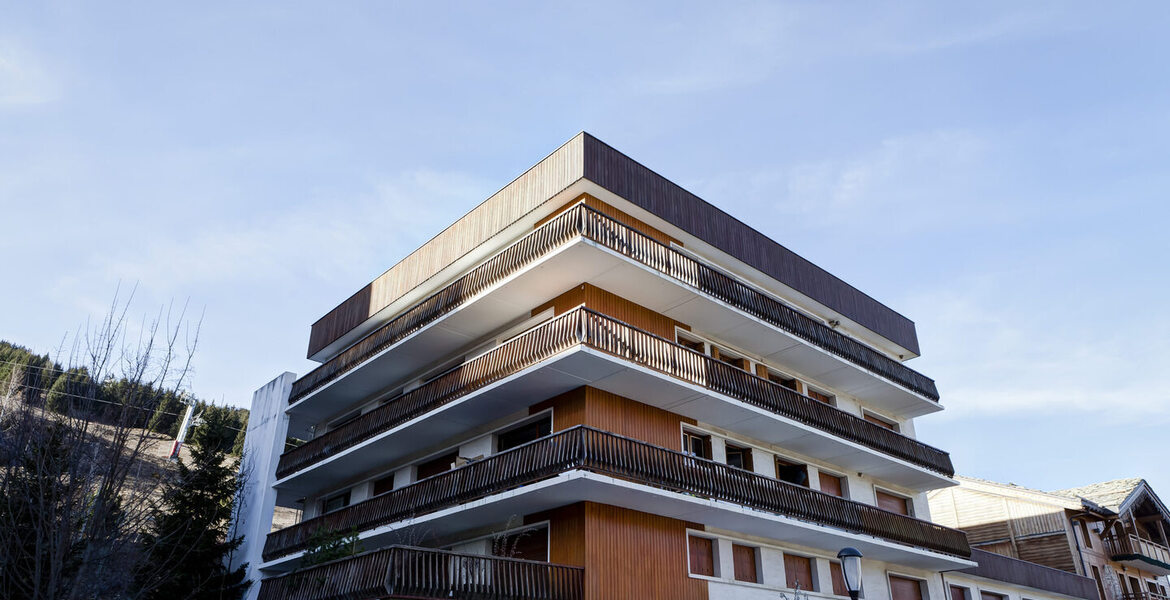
[0,38,58,107]
[906,277,1170,424]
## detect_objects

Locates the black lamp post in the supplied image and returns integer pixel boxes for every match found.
[837,547,863,600]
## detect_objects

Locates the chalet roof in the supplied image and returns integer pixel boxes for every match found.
[1051,478,1144,513]
[955,475,1084,508]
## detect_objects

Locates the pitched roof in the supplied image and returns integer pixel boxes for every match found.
[1050,478,1145,513]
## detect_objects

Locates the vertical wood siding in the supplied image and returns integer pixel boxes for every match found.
[530,503,708,600]
[532,387,694,451]
[307,134,586,357]
[536,194,680,246]
[533,282,689,340]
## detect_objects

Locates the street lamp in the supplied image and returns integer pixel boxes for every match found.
[837,547,863,600]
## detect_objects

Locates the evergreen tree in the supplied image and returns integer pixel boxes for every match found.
[44,367,92,416]
[134,409,249,600]
[146,390,183,435]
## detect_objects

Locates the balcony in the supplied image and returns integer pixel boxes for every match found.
[275,307,953,491]
[289,203,938,421]
[264,426,970,567]
[1104,531,1170,576]
[1121,594,1170,600]
[256,545,583,600]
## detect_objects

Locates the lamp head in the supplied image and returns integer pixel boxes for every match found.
[837,547,863,600]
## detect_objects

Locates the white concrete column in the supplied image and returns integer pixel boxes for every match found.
[229,372,295,600]
[815,557,834,595]
[459,435,494,460]
[716,538,735,580]
[752,449,775,477]
[711,437,728,464]
[761,547,786,587]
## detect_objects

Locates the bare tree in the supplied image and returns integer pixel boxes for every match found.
[0,286,204,600]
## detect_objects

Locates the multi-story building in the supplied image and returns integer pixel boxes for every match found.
[232,133,1098,600]
[930,477,1170,600]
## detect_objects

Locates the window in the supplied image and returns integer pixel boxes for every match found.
[328,410,361,431]
[784,554,816,591]
[1147,581,1160,594]
[1091,566,1106,600]
[683,430,712,459]
[725,443,753,471]
[1079,519,1094,548]
[677,332,706,353]
[497,415,551,452]
[688,535,716,576]
[876,489,912,516]
[889,575,924,600]
[712,345,748,370]
[732,544,759,583]
[980,591,1007,600]
[807,388,835,406]
[372,474,395,496]
[416,451,458,480]
[820,472,846,497]
[322,490,350,514]
[863,411,899,432]
[950,585,971,600]
[776,457,810,487]
[492,525,548,561]
[831,562,849,596]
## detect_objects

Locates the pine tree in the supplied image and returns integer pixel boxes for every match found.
[134,409,249,600]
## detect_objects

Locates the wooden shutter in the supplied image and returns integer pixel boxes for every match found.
[950,585,968,600]
[372,474,395,496]
[876,490,910,515]
[688,536,715,576]
[889,576,923,600]
[417,451,458,480]
[808,389,834,404]
[820,473,844,497]
[864,413,898,431]
[831,562,848,596]
[733,544,759,583]
[784,554,814,591]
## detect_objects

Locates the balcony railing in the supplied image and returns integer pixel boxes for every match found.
[256,546,583,600]
[290,203,938,403]
[1120,593,1170,600]
[264,426,970,562]
[276,308,953,480]
[1105,531,1170,568]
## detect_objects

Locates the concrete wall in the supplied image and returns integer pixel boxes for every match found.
[229,372,295,600]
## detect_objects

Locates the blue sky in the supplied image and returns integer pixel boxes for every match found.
[2,2,1166,497]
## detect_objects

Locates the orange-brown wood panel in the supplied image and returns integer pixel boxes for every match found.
[527,504,586,567]
[584,502,707,600]
[532,387,694,451]
[535,193,680,246]
[533,282,689,339]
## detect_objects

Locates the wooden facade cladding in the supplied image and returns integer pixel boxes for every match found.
[532,386,695,450]
[289,202,938,404]
[536,193,680,246]
[276,307,952,480]
[263,425,970,562]
[307,136,585,358]
[532,281,689,340]
[527,503,707,600]
[308,133,921,360]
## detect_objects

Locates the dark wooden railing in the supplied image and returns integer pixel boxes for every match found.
[256,546,583,600]
[1104,531,1170,566]
[291,203,938,403]
[264,426,969,562]
[277,308,952,480]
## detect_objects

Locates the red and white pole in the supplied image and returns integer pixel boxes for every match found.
[169,404,196,461]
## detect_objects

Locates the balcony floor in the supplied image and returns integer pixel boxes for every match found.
[262,471,972,576]
[274,346,953,506]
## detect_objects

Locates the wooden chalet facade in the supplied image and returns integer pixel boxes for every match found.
[930,477,1170,600]
[231,134,1100,600]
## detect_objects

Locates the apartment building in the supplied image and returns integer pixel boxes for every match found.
[930,477,1170,600]
[232,133,1098,600]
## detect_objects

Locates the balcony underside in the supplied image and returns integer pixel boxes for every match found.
[290,238,938,436]
[275,345,952,507]
[263,471,972,575]
[1112,554,1170,576]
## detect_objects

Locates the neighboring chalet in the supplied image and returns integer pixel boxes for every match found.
[231,133,1100,600]
[930,477,1170,600]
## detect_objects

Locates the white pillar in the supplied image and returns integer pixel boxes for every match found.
[229,372,295,600]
